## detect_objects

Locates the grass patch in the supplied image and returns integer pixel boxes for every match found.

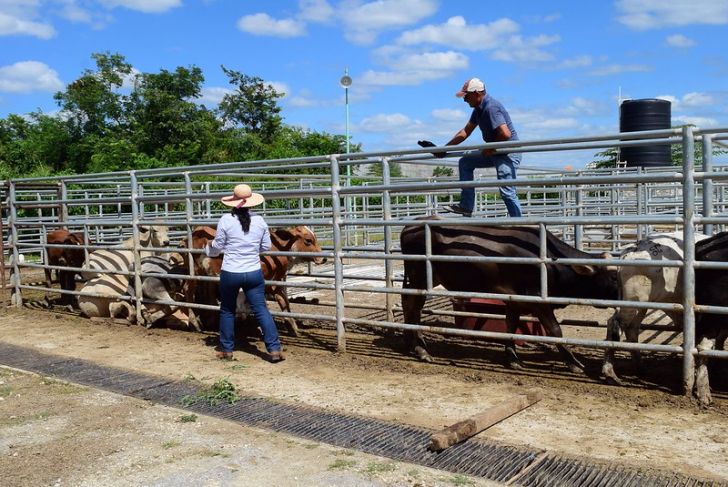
[198,449,230,458]
[366,461,397,474]
[229,364,248,372]
[180,378,240,407]
[178,414,198,423]
[41,378,84,395]
[328,459,357,471]
[449,474,475,486]
[0,385,12,398]
[162,440,181,449]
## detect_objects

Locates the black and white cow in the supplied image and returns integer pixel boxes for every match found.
[400,217,619,372]
[693,231,728,405]
[602,231,709,384]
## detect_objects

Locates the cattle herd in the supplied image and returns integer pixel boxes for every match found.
[42,218,727,405]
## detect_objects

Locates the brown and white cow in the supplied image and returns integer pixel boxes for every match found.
[44,229,87,306]
[603,231,708,385]
[400,217,619,372]
[181,225,326,335]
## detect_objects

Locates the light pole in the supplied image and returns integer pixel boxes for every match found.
[340,68,352,175]
[339,69,353,248]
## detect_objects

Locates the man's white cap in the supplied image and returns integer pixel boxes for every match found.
[455,78,485,97]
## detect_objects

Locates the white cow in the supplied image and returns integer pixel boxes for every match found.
[78,225,170,319]
[602,231,709,384]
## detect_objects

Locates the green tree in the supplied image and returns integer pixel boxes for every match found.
[432,166,454,177]
[218,67,283,142]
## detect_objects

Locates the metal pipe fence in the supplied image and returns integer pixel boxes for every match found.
[3,127,728,395]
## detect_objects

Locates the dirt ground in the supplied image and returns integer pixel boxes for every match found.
[1,282,728,485]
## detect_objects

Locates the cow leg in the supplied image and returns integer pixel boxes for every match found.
[504,309,524,370]
[536,308,585,373]
[402,293,430,362]
[59,271,76,306]
[694,336,715,406]
[272,286,299,337]
[602,313,623,385]
[184,280,203,332]
[623,323,642,374]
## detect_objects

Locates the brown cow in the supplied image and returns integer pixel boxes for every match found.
[181,225,326,335]
[44,229,87,306]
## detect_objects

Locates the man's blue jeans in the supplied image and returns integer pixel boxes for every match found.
[457,152,522,217]
[218,269,281,354]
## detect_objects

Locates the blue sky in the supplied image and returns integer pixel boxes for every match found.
[1,0,727,169]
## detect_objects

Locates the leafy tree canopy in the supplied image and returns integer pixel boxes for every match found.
[0,51,359,179]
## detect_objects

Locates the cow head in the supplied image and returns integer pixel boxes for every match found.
[180,226,223,276]
[273,226,326,265]
[64,232,87,267]
[139,225,170,248]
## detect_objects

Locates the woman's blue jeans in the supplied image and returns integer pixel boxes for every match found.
[218,269,281,354]
[457,152,522,217]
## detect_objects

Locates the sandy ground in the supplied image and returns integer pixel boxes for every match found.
[1,281,727,484]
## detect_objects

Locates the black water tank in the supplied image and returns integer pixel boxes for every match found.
[619,98,672,167]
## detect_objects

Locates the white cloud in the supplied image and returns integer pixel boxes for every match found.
[665,34,696,47]
[197,86,233,107]
[360,49,468,87]
[616,0,728,30]
[673,115,719,127]
[268,81,290,97]
[588,64,652,76]
[397,16,519,49]
[0,61,63,93]
[558,55,593,69]
[558,97,607,117]
[491,34,559,63]
[100,0,182,13]
[298,0,335,23]
[358,112,421,133]
[341,0,438,44]
[0,12,55,38]
[237,13,306,37]
[682,91,714,107]
[431,108,468,122]
[657,92,715,110]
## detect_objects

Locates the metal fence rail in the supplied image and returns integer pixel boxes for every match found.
[3,126,728,396]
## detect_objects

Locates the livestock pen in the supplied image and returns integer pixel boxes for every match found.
[2,125,728,401]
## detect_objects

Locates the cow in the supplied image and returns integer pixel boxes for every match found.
[181,225,326,335]
[43,229,87,306]
[77,225,170,319]
[400,217,619,373]
[121,255,188,327]
[693,231,728,405]
[602,231,709,384]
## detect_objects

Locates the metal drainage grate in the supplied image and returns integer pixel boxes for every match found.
[0,342,724,486]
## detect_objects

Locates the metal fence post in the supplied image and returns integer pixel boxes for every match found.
[681,125,697,396]
[130,171,144,325]
[329,155,346,352]
[8,181,22,306]
[702,134,714,236]
[575,183,583,250]
[183,173,197,327]
[381,157,394,322]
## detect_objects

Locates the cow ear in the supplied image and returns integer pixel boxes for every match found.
[571,264,596,276]
[192,226,216,239]
[139,225,150,232]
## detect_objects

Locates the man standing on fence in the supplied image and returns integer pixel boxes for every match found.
[427,78,522,218]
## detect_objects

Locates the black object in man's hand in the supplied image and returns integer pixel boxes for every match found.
[417,140,445,158]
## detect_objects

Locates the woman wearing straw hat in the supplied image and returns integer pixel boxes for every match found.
[205,184,284,363]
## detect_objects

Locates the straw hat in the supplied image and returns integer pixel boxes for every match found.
[220,184,265,208]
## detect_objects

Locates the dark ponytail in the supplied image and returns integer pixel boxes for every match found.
[232,207,251,233]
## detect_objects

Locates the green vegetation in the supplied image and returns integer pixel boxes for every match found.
[589,134,727,169]
[0,51,359,180]
[178,414,198,423]
[328,459,357,470]
[180,378,241,407]
[162,440,181,449]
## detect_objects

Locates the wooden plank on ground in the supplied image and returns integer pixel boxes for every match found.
[429,388,544,452]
